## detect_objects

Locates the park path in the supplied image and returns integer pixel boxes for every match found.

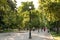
[0,29,54,40]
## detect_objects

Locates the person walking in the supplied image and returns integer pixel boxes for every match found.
[43,27,46,32]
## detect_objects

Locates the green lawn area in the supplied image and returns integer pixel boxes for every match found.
[51,31,60,40]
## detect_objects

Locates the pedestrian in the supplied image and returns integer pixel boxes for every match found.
[43,27,46,32]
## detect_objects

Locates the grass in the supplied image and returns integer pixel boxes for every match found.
[3,30,12,32]
[50,31,60,40]
[0,29,14,33]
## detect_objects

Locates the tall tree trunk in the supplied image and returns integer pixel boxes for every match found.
[38,28,39,32]
[56,21,59,34]
[56,27,59,34]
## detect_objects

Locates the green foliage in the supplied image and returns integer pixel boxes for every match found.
[47,2,60,18]
[0,0,17,31]
[16,14,24,29]
[30,10,40,28]
[18,1,35,12]
[7,0,16,10]
[51,31,60,37]
[38,0,60,29]
[18,1,41,29]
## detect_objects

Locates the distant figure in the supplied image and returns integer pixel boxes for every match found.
[44,28,45,32]
[43,27,46,32]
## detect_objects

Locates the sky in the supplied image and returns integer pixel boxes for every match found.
[16,0,39,9]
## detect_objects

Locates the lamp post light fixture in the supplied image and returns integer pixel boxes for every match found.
[29,6,32,10]
[29,6,32,39]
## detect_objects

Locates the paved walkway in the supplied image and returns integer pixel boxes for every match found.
[0,29,54,40]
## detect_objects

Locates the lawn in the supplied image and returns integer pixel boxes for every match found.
[51,31,60,40]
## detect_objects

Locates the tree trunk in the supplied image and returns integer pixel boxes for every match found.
[38,28,39,32]
[56,27,59,34]
[56,21,59,34]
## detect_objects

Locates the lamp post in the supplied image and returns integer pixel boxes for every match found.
[29,6,32,39]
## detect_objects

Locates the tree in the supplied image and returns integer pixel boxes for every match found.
[30,10,40,32]
[0,0,17,31]
[38,0,51,28]
[16,13,24,30]
[47,2,60,33]
[38,0,60,33]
